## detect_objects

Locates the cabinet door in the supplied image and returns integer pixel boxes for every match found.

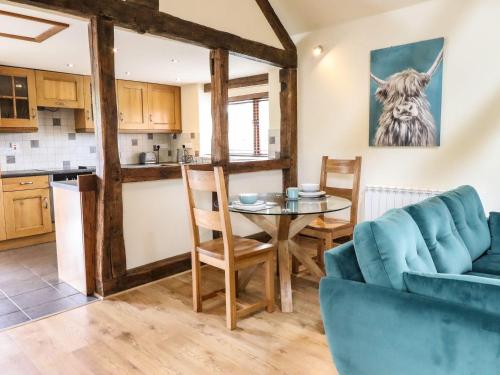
[4,188,52,239]
[75,76,94,133]
[0,66,38,130]
[35,71,84,109]
[117,80,148,131]
[147,84,181,132]
[0,181,6,241]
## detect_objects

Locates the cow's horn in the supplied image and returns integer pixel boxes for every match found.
[370,73,386,86]
[426,48,444,77]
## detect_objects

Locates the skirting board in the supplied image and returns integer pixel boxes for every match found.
[0,231,56,252]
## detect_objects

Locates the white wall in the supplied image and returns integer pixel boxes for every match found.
[297,0,500,216]
[122,170,282,269]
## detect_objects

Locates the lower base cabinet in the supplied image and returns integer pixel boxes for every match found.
[3,188,52,239]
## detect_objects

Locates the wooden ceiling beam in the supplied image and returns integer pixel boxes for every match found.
[6,0,297,68]
[254,0,296,52]
[204,73,268,93]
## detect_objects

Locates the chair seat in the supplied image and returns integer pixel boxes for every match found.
[306,217,353,233]
[197,236,273,260]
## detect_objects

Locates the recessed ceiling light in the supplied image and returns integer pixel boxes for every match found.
[313,45,324,57]
[66,63,74,68]
[175,77,181,82]
[170,58,179,63]
[125,71,131,76]
[113,47,118,53]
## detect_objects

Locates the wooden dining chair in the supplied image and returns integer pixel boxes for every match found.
[181,165,275,330]
[299,156,362,270]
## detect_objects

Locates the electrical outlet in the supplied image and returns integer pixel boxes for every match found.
[9,142,18,151]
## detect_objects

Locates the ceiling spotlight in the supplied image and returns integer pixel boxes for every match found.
[170,58,179,63]
[66,63,74,68]
[125,71,131,76]
[113,47,118,53]
[175,77,181,82]
[313,45,323,57]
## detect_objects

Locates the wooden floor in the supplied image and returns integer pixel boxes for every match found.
[0,265,337,374]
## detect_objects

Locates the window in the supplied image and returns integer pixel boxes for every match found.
[228,98,269,156]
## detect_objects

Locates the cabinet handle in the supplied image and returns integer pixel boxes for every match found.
[31,108,37,119]
[43,197,49,209]
[86,110,91,121]
[56,101,65,106]
[19,181,34,185]
[150,114,153,123]
[120,112,124,122]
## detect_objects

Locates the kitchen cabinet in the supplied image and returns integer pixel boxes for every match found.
[75,76,94,133]
[117,80,149,131]
[0,66,38,131]
[148,83,181,132]
[35,70,84,109]
[0,180,6,241]
[3,175,52,239]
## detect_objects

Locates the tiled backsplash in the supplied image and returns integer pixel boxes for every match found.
[0,109,171,171]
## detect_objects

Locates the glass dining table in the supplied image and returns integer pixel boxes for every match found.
[228,193,351,312]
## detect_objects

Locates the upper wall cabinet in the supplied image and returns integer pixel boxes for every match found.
[35,71,84,109]
[0,66,38,131]
[148,84,181,132]
[75,76,94,133]
[117,80,149,132]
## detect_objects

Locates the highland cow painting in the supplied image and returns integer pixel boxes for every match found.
[369,38,444,147]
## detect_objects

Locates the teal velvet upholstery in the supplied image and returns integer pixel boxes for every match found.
[320,277,500,375]
[354,209,436,290]
[438,185,490,260]
[404,271,500,315]
[323,241,364,282]
[319,186,500,375]
[472,253,500,275]
[404,197,472,274]
[488,211,500,253]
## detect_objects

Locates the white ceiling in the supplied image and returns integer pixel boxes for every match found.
[0,2,272,85]
[269,0,432,35]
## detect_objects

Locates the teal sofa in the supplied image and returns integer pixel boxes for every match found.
[319,186,500,375]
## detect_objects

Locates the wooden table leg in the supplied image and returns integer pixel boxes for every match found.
[289,239,324,280]
[277,239,293,312]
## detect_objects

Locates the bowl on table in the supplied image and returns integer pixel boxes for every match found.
[239,193,259,205]
[300,183,320,192]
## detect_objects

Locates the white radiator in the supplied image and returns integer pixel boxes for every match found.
[364,186,444,221]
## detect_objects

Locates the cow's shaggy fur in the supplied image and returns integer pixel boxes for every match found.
[373,69,436,147]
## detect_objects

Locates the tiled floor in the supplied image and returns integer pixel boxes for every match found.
[0,242,97,330]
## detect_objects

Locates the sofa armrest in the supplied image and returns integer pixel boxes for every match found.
[404,271,500,316]
[320,277,500,375]
[489,211,500,253]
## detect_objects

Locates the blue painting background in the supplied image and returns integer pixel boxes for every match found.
[369,38,444,146]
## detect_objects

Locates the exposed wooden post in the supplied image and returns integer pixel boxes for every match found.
[89,15,126,293]
[210,49,229,236]
[280,68,298,190]
[210,49,230,167]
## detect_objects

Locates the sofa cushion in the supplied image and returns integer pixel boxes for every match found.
[471,253,500,276]
[404,271,500,316]
[324,241,364,282]
[438,186,490,261]
[488,212,500,254]
[404,197,472,274]
[354,209,436,291]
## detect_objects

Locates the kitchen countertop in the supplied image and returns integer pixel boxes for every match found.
[1,167,96,178]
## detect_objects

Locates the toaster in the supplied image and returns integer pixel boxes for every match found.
[139,152,157,164]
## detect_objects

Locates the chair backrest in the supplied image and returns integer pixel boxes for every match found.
[319,156,362,224]
[181,165,235,264]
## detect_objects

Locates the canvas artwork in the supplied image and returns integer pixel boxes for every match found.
[369,38,444,147]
